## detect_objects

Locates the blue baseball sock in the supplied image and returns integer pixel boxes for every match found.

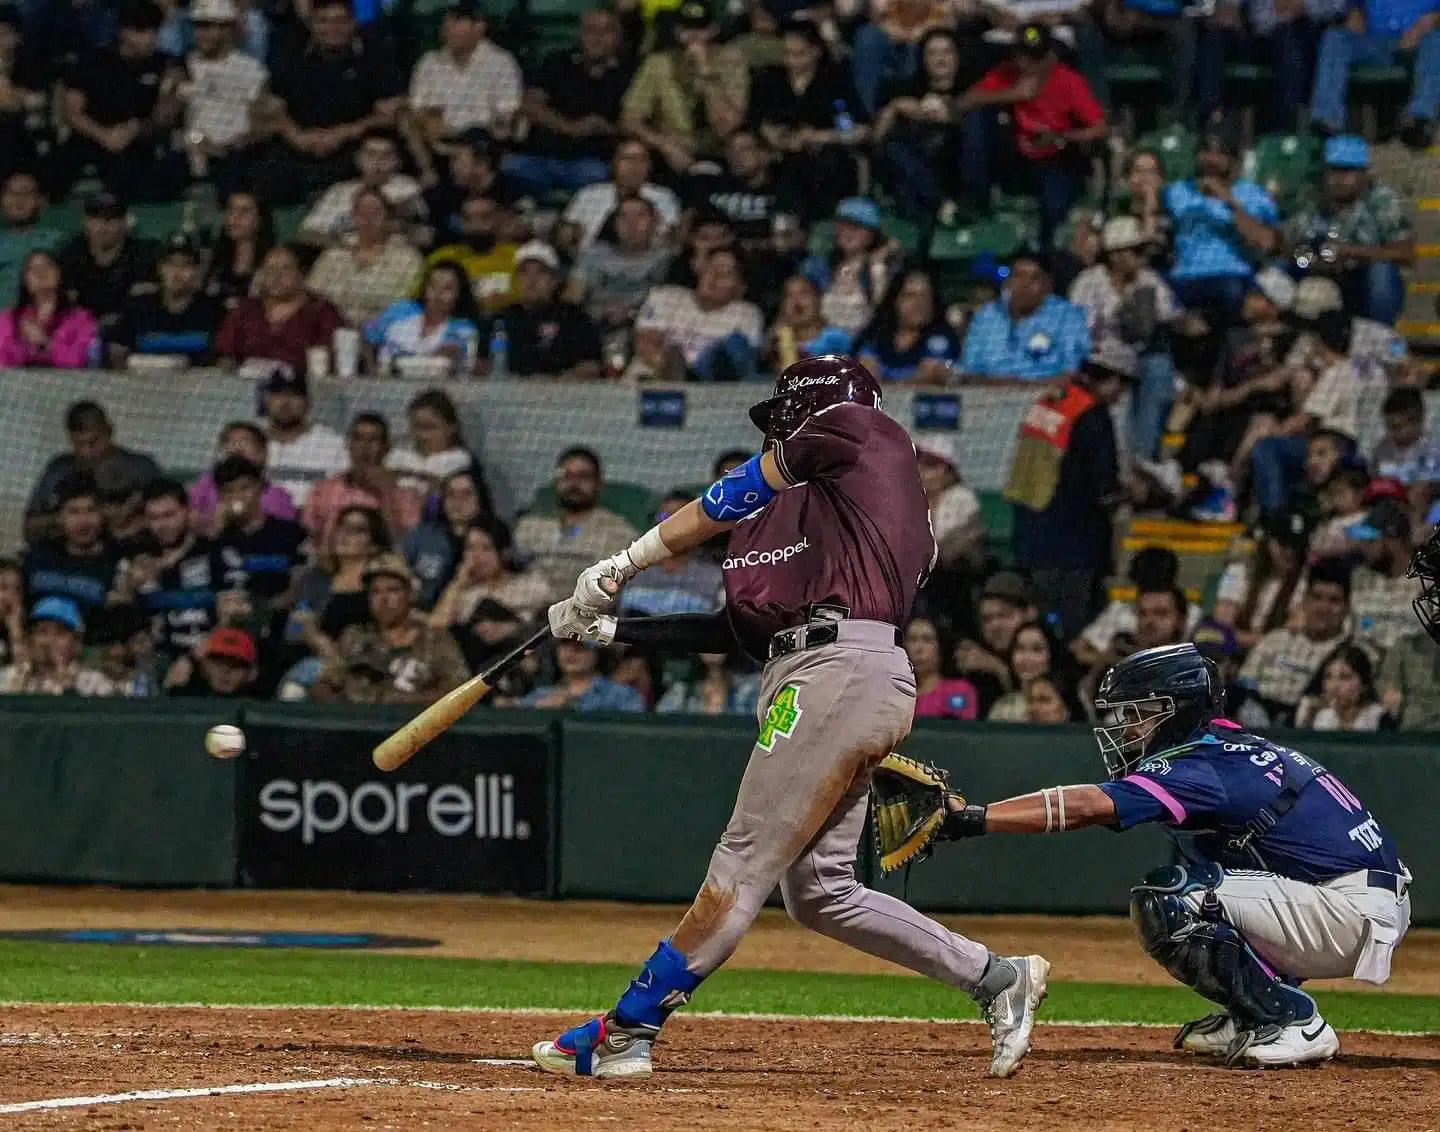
[613,939,704,1029]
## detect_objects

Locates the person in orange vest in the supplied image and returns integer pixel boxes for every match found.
[1004,351,1135,639]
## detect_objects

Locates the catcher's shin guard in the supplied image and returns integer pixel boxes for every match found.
[1129,864,1299,1032]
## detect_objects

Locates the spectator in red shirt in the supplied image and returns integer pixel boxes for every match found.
[951,24,1107,249]
[215,244,346,377]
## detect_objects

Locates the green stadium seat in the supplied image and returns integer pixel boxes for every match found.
[274,205,310,244]
[527,0,590,16]
[1224,63,1271,83]
[1135,125,1196,183]
[991,189,1039,216]
[130,201,189,241]
[1352,64,1410,85]
[526,480,659,531]
[1249,133,1320,208]
[928,216,1024,262]
[977,489,1014,566]
[1104,60,1165,85]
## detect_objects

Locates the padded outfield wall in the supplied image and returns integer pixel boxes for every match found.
[0,699,1433,922]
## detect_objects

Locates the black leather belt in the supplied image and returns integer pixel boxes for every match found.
[768,621,840,661]
[1367,870,1409,899]
[768,609,902,662]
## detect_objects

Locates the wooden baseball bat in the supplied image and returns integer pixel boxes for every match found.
[372,624,551,772]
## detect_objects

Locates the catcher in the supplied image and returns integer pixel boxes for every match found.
[530,354,1049,1081]
[874,641,1410,1067]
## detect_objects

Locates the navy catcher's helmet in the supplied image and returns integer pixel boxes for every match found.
[1408,527,1440,646]
[1093,643,1224,779]
[748,354,882,448]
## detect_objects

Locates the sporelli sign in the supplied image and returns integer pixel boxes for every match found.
[240,723,552,894]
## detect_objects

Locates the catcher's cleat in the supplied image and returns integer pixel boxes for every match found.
[974,954,1050,1078]
[1224,1014,1339,1068]
[871,753,968,872]
[1175,1012,1238,1055]
[532,1012,658,1079]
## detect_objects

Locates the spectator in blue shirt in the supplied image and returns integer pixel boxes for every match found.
[857,268,962,383]
[519,638,646,712]
[1310,0,1439,150]
[959,253,1091,385]
[1164,131,1279,324]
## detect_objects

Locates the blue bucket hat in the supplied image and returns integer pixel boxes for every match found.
[1324,135,1369,170]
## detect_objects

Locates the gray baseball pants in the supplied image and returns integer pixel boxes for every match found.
[671,620,993,990]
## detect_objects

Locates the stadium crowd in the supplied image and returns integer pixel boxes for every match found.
[0,0,1438,731]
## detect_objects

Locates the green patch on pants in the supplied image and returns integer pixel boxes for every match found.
[757,684,803,751]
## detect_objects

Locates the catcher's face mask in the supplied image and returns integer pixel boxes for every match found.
[1093,695,1175,779]
[1408,542,1440,647]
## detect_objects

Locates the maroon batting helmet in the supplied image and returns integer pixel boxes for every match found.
[748,354,882,447]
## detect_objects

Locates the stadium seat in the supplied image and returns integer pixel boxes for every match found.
[977,490,1014,565]
[1352,63,1411,86]
[1135,125,1196,184]
[274,205,311,244]
[1103,59,1165,86]
[131,202,189,241]
[928,216,1025,262]
[526,480,659,531]
[1249,134,1320,210]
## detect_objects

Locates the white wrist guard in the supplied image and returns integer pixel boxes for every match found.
[589,614,618,645]
[624,526,672,572]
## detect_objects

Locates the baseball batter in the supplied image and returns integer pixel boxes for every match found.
[530,354,1049,1080]
[934,642,1410,1067]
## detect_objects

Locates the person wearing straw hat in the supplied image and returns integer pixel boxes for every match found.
[1070,215,1183,464]
[312,552,470,705]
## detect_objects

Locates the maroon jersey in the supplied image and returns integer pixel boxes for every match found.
[723,403,936,659]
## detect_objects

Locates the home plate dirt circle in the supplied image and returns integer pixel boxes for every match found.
[3,1005,1437,1130]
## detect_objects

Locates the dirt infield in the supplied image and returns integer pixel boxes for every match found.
[4,885,1439,994]
[4,1004,1439,1131]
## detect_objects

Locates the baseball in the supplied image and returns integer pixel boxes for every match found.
[205,724,246,760]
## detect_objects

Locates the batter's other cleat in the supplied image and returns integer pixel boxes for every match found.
[974,954,1051,1078]
[532,1012,658,1079]
[1224,1014,1340,1068]
[1174,1012,1238,1055]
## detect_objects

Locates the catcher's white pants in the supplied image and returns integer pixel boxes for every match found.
[671,622,992,991]
[1182,866,1412,983]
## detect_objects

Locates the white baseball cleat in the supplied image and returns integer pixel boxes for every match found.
[974,954,1051,1078]
[1174,1012,1238,1055]
[1226,1014,1340,1068]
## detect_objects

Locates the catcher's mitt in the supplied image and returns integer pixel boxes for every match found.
[870,753,966,873]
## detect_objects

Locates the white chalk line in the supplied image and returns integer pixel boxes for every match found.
[0,1077,387,1116]
[0,1071,706,1116]
[2,1002,1436,1038]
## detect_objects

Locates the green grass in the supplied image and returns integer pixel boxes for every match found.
[1,942,1438,1033]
